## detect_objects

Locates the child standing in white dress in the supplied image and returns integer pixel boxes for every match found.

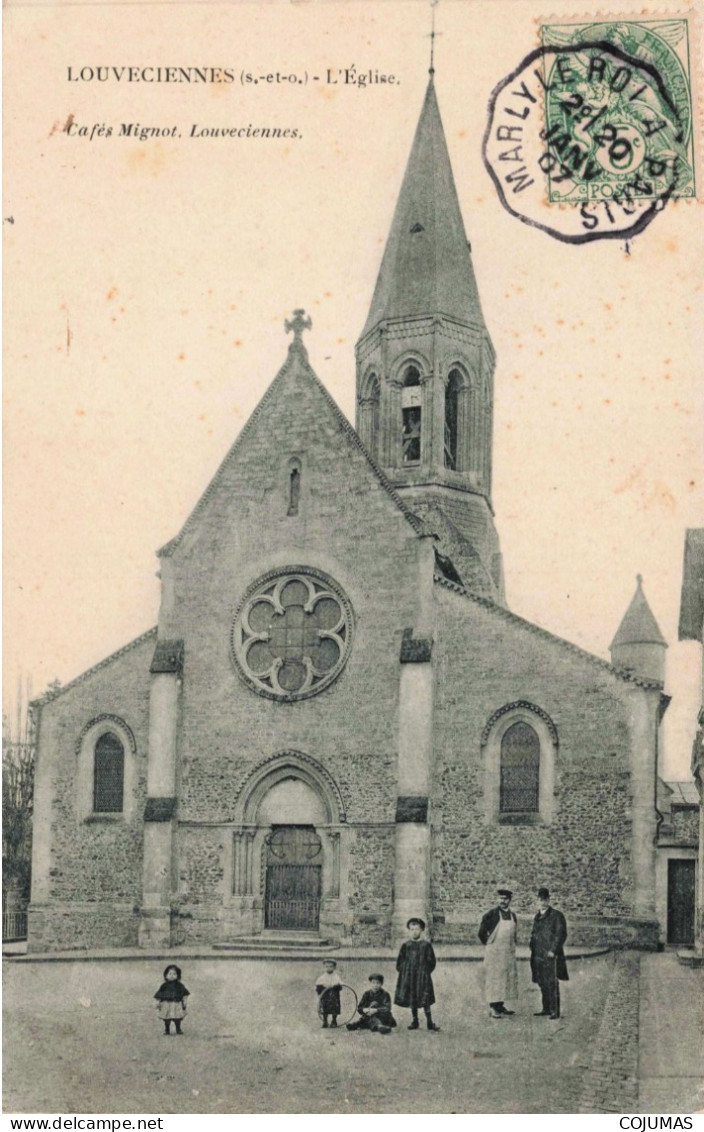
[315,958,343,1028]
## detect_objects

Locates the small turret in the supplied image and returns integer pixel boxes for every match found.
[610,575,667,683]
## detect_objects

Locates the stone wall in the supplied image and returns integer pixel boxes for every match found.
[29,903,140,950]
[29,632,154,951]
[430,583,656,931]
[434,913,659,950]
[178,826,226,905]
[30,350,662,951]
[347,826,395,944]
[672,806,699,844]
[158,355,421,926]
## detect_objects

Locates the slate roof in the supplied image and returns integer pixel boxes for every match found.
[31,627,158,706]
[360,78,488,341]
[158,337,434,557]
[434,572,665,690]
[665,780,700,806]
[610,575,667,650]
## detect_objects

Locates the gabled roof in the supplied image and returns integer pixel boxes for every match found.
[416,500,496,599]
[360,78,488,340]
[31,626,158,707]
[434,572,665,690]
[158,335,433,557]
[666,780,700,806]
[610,575,667,650]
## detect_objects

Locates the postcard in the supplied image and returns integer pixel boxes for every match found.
[3,0,703,1117]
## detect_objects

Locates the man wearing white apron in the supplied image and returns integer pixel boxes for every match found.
[478,889,519,1019]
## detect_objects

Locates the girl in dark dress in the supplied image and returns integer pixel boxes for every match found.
[394,918,440,1031]
[154,964,190,1035]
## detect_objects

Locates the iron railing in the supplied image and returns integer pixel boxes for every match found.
[265,898,320,931]
[2,910,28,941]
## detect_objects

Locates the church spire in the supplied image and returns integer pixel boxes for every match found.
[360,79,487,340]
[355,77,503,604]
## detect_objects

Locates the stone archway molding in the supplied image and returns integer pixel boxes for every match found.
[480,700,559,749]
[75,713,137,757]
[74,714,138,822]
[233,749,347,824]
[481,701,558,825]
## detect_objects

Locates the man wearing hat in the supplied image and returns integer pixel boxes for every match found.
[530,887,568,1019]
[478,889,519,1019]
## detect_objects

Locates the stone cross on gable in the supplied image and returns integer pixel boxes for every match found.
[285,309,312,346]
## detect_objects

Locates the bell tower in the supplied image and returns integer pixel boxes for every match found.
[355,78,504,602]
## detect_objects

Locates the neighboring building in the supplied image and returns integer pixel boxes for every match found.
[678,528,704,960]
[656,778,699,948]
[29,78,672,952]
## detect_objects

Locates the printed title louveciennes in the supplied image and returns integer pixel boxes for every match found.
[66,65,399,86]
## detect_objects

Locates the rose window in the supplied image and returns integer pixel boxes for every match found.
[232,569,353,700]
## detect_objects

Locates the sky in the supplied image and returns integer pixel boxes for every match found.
[3,0,702,777]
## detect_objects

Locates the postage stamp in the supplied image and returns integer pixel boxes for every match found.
[483,19,694,243]
[540,19,695,202]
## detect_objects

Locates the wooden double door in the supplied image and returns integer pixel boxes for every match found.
[264,825,322,931]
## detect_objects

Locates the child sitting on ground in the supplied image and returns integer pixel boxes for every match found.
[346,974,397,1034]
[315,958,343,1028]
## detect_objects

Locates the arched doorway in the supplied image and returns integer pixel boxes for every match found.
[255,773,328,933]
[228,752,348,940]
[264,826,322,930]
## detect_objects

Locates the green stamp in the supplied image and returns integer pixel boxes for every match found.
[540,20,695,203]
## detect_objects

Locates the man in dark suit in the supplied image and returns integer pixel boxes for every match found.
[530,887,568,1019]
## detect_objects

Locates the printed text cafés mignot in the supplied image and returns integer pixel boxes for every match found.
[65,122,302,141]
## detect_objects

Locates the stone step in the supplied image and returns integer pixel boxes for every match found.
[676,948,704,968]
[213,934,334,951]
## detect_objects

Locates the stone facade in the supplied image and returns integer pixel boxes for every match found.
[29,631,154,949]
[429,581,660,942]
[29,77,671,953]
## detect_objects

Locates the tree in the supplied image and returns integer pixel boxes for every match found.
[2,677,60,909]
[2,732,35,904]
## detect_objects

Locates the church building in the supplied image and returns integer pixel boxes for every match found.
[29,78,670,952]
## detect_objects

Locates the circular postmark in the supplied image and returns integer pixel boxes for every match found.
[483,41,684,243]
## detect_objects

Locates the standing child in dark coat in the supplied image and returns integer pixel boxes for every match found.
[394,917,440,1031]
[154,964,190,1035]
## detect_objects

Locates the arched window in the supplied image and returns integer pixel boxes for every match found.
[500,721,540,814]
[401,365,422,464]
[358,373,380,458]
[287,461,301,516]
[368,375,380,457]
[482,702,557,825]
[444,368,463,470]
[93,732,124,813]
